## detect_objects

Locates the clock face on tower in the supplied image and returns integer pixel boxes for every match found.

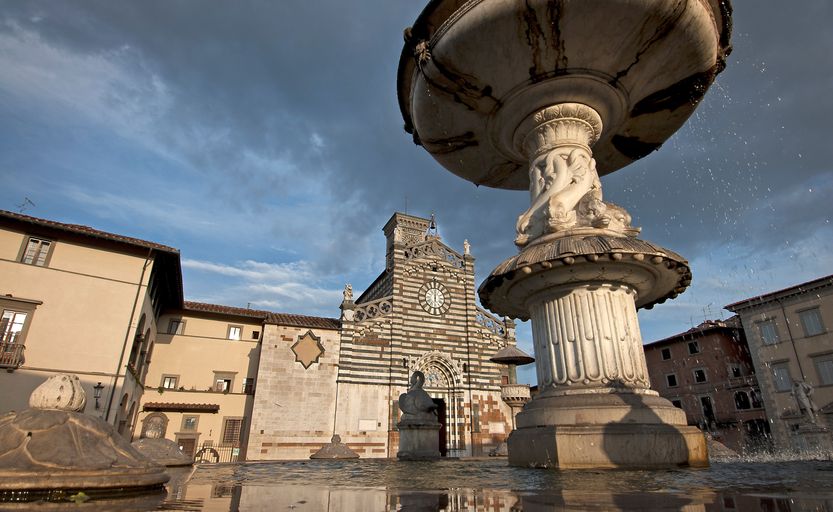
[419,280,451,315]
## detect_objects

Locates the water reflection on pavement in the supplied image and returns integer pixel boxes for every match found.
[152,458,833,512]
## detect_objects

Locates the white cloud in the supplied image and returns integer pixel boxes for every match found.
[182,259,315,283]
[60,186,218,235]
[182,257,346,317]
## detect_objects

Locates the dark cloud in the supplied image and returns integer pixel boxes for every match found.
[1,1,831,342]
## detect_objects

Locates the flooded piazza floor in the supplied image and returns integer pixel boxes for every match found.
[3,457,832,511]
[150,457,833,512]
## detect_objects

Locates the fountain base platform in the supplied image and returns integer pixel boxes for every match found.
[508,423,708,469]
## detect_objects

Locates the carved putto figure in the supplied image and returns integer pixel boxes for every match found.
[398,371,438,424]
[515,147,636,246]
[343,283,353,302]
[792,379,818,424]
[514,104,639,247]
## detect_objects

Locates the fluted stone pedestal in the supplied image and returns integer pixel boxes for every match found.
[492,272,707,468]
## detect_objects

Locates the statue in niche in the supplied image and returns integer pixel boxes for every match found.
[515,147,638,247]
[792,380,818,424]
[343,283,353,302]
[141,413,167,439]
[398,371,438,424]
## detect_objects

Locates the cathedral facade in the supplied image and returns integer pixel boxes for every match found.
[0,209,520,461]
[247,213,519,459]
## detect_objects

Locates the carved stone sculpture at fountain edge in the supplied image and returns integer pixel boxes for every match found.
[397,0,732,468]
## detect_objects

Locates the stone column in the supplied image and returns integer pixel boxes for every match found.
[529,284,650,393]
[480,102,707,468]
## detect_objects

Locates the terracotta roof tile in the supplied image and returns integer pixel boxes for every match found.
[143,402,220,413]
[183,301,340,329]
[183,301,270,319]
[265,312,341,330]
[0,209,178,254]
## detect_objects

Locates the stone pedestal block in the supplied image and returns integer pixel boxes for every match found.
[508,423,708,469]
[793,424,833,455]
[397,423,441,460]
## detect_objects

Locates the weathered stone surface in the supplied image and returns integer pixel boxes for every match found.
[397,372,442,460]
[397,423,441,461]
[398,0,732,188]
[0,408,168,492]
[507,424,708,469]
[28,373,86,412]
[132,438,193,467]
[309,434,360,459]
[398,371,438,425]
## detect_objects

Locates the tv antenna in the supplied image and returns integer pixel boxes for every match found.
[16,197,35,213]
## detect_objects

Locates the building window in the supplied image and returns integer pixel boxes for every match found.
[799,308,824,337]
[161,375,178,389]
[0,297,40,369]
[671,399,682,409]
[661,348,671,360]
[182,415,199,432]
[20,237,53,266]
[251,330,260,340]
[688,341,700,355]
[814,356,833,386]
[758,320,779,345]
[666,374,678,388]
[750,389,763,408]
[214,372,235,392]
[734,391,751,410]
[1,310,28,345]
[771,362,792,392]
[168,319,185,335]
[227,325,242,341]
[243,378,255,395]
[693,368,708,383]
[700,395,716,424]
[729,365,742,378]
[221,417,244,446]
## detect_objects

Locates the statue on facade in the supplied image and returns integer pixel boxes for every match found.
[398,371,438,424]
[343,283,353,302]
[463,239,470,256]
[792,380,818,424]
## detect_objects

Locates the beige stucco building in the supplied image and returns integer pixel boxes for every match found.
[0,210,521,460]
[726,274,833,448]
[0,210,181,437]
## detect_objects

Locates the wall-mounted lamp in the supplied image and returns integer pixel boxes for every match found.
[93,382,104,410]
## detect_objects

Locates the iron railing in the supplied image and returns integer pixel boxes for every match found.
[194,443,243,464]
[0,342,24,369]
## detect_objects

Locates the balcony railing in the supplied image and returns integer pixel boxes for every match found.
[0,342,24,369]
[727,375,759,388]
[500,384,531,405]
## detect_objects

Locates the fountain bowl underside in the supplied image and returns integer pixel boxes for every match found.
[397,0,732,189]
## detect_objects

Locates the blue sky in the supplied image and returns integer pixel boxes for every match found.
[2,2,832,385]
